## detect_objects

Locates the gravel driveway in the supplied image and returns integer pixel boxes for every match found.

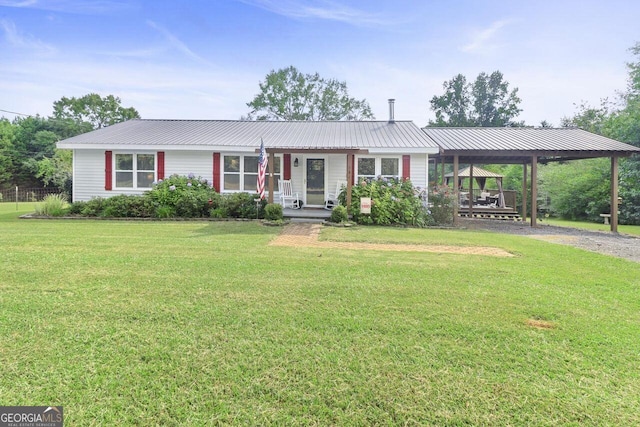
[460,218,640,263]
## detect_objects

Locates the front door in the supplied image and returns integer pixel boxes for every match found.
[305,158,326,206]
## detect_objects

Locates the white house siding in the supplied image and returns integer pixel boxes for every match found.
[410,153,429,189]
[164,151,213,184]
[72,149,122,201]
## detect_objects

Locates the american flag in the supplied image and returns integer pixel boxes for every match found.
[257,139,268,200]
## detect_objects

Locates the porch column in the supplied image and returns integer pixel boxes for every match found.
[531,155,538,227]
[522,163,527,222]
[469,163,474,219]
[453,155,459,225]
[441,157,445,184]
[346,153,354,211]
[268,151,275,204]
[611,156,619,233]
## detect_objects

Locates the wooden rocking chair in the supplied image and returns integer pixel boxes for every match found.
[278,179,300,209]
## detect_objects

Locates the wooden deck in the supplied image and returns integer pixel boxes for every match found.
[458,205,521,220]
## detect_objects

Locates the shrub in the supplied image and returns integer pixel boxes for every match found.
[428,185,456,226]
[67,200,85,215]
[330,205,349,223]
[339,177,429,227]
[147,174,218,218]
[221,192,265,218]
[264,203,283,221]
[100,194,154,218]
[79,198,105,217]
[34,194,68,217]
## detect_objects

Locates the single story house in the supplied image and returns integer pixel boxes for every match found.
[57,109,440,207]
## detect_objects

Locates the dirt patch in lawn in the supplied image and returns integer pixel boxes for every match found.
[269,223,514,257]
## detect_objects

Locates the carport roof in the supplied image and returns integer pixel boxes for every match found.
[423,127,640,164]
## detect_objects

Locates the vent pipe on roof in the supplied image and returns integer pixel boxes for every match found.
[388,98,395,124]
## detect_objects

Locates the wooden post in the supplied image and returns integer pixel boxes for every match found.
[441,157,445,184]
[522,163,527,222]
[433,159,438,186]
[346,153,353,211]
[611,156,619,233]
[268,151,275,204]
[468,164,474,219]
[453,155,459,225]
[531,156,537,227]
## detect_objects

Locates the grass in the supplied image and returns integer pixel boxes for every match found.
[1,202,639,425]
[542,217,640,236]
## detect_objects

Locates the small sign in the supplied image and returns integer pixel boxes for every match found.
[0,406,63,427]
[360,197,371,214]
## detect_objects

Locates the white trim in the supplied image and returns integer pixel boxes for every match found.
[355,155,402,181]
[113,152,156,190]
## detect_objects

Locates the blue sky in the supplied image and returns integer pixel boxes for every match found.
[1,0,639,127]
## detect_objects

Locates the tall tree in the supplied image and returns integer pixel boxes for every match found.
[245,66,374,121]
[52,93,140,129]
[429,71,522,127]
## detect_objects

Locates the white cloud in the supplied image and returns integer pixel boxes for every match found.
[146,20,213,67]
[0,0,133,14]
[238,0,391,26]
[461,19,512,54]
[0,19,56,55]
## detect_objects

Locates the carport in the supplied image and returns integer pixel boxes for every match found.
[423,127,640,232]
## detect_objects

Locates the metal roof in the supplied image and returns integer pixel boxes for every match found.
[57,119,439,152]
[423,127,640,163]
[444,166,502,178]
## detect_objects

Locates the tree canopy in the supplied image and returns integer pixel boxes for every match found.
[428,71,522,127]
[1,93,140,197]
[552,42,640,224]
[245,66,374,121]
[53,93,140,129]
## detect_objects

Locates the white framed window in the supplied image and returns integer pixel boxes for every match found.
[223,154,281,192]
[356,156,401,181]
[115,153,155,189]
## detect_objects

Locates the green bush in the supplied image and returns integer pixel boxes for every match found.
[221,192,265,218]
[80,198,105,217]
[100,194,154,218]
[264,203,283,221]
[67,200,86,215]
[147,174,219,218]
[339,178,429,227]
[428,185,456,225]
[34,194,68,217]
[330,205,349,223]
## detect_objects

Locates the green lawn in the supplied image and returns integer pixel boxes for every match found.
[543,217,640,236]
[1,203,639,425]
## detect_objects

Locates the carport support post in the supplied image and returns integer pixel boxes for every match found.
[469,164,474,219]
[522,163,527,222]
[531,155,538,227]
[453,155,459,225]
[268,151,275,204]
[611,156,619,233]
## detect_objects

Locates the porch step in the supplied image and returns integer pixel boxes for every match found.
[283,208,332,220]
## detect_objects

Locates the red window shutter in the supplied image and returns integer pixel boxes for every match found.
[283,154,291,180]
[157,151,165,180]
[213,152,221,193]
[105,151,112,191]
[402,155,411,181]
